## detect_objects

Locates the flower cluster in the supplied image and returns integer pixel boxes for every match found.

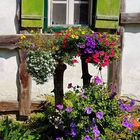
[51,27,93,64]
[77,32,120,68]
[26,50,56,84]
[48,76,138,140]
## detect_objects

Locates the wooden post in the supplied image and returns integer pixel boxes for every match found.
[53,62,67,105]
[81,56,92,88]
[18,49,31,116]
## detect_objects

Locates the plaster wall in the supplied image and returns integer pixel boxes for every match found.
[125,0,140,13]
[31,58,107,101]
[0,0,18,34]
[0,49,19,101]
[121,25,140,100]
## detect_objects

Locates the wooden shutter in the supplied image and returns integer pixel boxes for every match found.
[21,0,44,29]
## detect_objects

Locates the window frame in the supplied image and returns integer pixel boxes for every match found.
[48,0,91,26]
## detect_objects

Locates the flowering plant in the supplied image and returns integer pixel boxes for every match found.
[38,76,140,140]
[51,27,93,65]
[77,32,120,68]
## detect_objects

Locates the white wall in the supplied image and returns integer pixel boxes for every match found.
[0,49,19,101]
[31,57,107,101]
[121,25,140,100]
[125,0,140,13]
[0,0,18,34]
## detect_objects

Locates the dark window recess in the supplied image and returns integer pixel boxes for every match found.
[52,4,66,25]
[74,4,88,25]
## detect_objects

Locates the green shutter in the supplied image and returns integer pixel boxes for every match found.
[95,0,120,29]
[21,0,44,28]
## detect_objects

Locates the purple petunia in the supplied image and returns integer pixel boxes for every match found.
[92,125,100,138]
[96,112,103,120]
[84,135,91,140]
[94,76,103,85]
[80,90,87,99]
[65,107,73,112]
[56,104,64,110]
[120,104,131,111]
[70,122,77,137]
[122,117,133,131]
[130,99,135,106]
[85,107,92,114]
[109,92,117,100]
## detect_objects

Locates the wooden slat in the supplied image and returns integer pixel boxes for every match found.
[22,15,42,20]
[108,27,124,95]
[96,15,119,21]
[18,49,31,116]
[120,13,140,24]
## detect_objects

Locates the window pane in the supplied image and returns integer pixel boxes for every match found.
[74,4,88,24]
[74,0,88,1]
[52,4,66,25]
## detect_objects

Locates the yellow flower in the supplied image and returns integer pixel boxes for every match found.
[81,31,85,35]
[20,34,26,40]
[71,35,75,39]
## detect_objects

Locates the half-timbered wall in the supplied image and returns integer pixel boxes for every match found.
[120,0,140,100]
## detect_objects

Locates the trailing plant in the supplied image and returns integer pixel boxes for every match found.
[26,50,56,84]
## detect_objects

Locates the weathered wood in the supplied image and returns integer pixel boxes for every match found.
[108,27,124,95]
[18,49,31,116]
[53,63,67,105]
[0,101,47,112]
[0,34,53,47]
[22,15,42,20]
[120,0,126,13]
[81,56,92,88]
[96,15,119,21]
[0,35,20,47]
[0,101,19,112]
[120,13,140,24]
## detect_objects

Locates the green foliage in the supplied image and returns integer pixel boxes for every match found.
[30,82,139,140]
[0,117,40,140]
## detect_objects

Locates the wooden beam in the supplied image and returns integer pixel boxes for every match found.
[108,27,124,95]
[0,35,20,48]
[0,34,52,47]
[120,0,126,13]
[0,101,47,112]
[18,49,31,116]
[120,13,140,24]
[0,101,18,112]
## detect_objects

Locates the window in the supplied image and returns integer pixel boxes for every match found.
[48,0,89,26]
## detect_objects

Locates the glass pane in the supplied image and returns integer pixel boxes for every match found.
[74,4,88,24]
[52,4,66,25]
[53,0,67,1]
[74,0,88,1]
